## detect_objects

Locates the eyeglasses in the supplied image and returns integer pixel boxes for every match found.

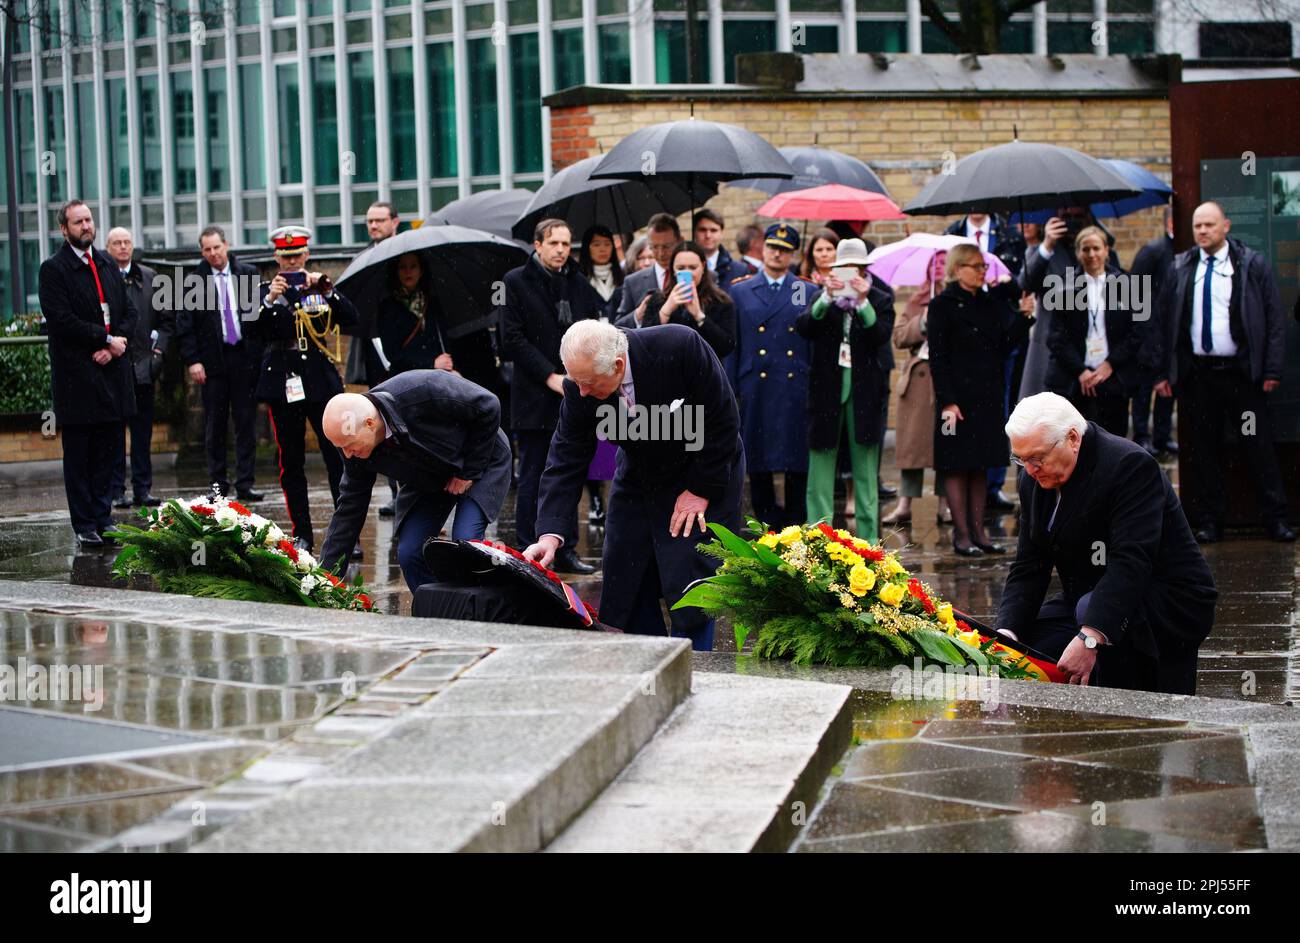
[1011,435,1064,470]
[962,262,989,271]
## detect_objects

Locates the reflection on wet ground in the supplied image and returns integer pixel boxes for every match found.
[796,692,1267,852]
[0,606,451,851]
[0,453,1293,702]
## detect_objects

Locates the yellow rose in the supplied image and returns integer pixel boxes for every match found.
[878,581,906,607]
[883,555,906,577]
[936,603,955,626]
[757,532,780,550]
[848,563,876,597]
[777,525,803,546]
[958,629,982,648]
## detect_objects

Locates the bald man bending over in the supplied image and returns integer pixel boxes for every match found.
[317,370,512,592]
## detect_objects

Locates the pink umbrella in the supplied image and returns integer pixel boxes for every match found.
[756,183,906,221]
[864,233,1010,287]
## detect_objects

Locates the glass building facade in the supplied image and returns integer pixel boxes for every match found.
[2,0,1161,313]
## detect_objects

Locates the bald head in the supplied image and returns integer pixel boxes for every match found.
[323,393,385,460]
[106,227,134,267]
[1192,202,1230,254]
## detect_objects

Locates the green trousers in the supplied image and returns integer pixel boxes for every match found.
[806,368,880,540]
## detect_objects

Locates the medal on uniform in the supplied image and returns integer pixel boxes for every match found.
[285,373,306,403]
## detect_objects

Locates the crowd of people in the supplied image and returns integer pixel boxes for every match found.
[40,192,1296,594]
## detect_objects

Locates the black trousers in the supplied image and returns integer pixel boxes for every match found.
[749,471,808,530]
[111,383,155,500]
[202,342,259,495]
[1074,389,1130,438]
[1022,593,1198,694]
[514,428,554,547]
[267,399,344,550]
[1130,379,1174,445]
[1181,358,1289,529]
[62,421,118,535]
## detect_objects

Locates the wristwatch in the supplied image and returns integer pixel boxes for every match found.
[1076,630,1099,650]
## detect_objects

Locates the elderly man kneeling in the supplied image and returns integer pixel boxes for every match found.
[995,392,1216,692]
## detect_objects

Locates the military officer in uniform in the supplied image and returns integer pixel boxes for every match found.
[726,223,815,529]
[253,226,360,552]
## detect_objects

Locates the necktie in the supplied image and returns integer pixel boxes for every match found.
[769,280,780,294]
[974,229,983,251]
[84,252,108,329]
[1201,257,1215,354]
[220,272,239,344]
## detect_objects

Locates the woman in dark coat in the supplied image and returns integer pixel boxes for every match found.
[795,238,895,539]
[1045,225,1144,437]
[640,241,737,360]
[928,243,1036,556]
[577,224,624,321]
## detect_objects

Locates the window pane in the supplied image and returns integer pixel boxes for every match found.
[172,71,197,194]
[1110,21,1155,55]
[723,20,772,82]
[1047,21,1093,54]
[205,68,231,192]
[509,0,538,25]
[348,51,379,182]
[104,1,126,42]
[510,32,542,174]
[274,0,296,17]
[236,0,261,26]
[467,38,499,177]
[277,63,302,184]
[388,47,417,181]
[796,24,839,52]
[427,42,457,179]
[599,23,631,83]
[15,89,36,204]
[138,74,163,196]
[75,82,99,200]
[655,19,710,83]
[856,20,906,53]
[554,28,583,90]
[313,58,339,185]
[43,87,66,204]
[135,0,157,37]
[921,21,959,53]
[239,63,265,189]
[466,2,495,31]
[107,78,131,198]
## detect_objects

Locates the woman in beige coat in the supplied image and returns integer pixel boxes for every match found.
[882,253,951,526]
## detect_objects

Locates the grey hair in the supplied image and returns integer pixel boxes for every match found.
[560,320,628,376]
[1005,392,1087,443]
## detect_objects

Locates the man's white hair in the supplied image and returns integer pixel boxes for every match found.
[559,319,628,375]
[1005,392,1087,442]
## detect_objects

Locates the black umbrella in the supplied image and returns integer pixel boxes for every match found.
[335,224,527,338]
[741,146,892,199]
[511,155,718,242]
[901,140,1141,218]
[588,119,794,184]
[428,189,534,244]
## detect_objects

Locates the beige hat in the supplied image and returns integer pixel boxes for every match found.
[834,238,870,267]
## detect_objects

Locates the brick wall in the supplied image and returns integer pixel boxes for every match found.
[551,96,1171,268]
[0,422,178,465]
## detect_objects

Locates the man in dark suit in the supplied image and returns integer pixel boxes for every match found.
[1151,201,1294,544]
[105,226,169,508]
[1129,206,1177,456]
[523,321,744,651]
[317,372,513,590]
[616,212,680,322]
[498,218,603,573]
[996,392,1216,694]
[692,209,750,290]
[38,200,137,547]
[947,213,1028,512]
[178,225,264,503]
[253,225,359,553]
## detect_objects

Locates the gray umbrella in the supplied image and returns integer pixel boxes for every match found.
[511,155,718,242]
[742,146,892,198]
[335,224,527,338]
[902,140,1141,217]
[589,119,794,183]
[428,189,534,245]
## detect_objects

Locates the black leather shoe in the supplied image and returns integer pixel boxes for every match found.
[351,543,365,560]
[1194,525,1222,544]
[986,492,1016,513]
[236,489,264,503]
[553,547,596,575]
[134,493,163,507]
[75,531,104,548]
[1268,522,1296,543]
[111,493,132,509]
[99,531,119,547]
[952,540,984,558]
[377,502,396,518]
[877,479,898,499]
[976,542,1007,554]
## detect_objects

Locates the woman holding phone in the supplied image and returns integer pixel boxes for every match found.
[640,241,737,359]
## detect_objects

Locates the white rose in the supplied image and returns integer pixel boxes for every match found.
[300,575,319,594]
[215,506,239,526]
[265,524,285,544]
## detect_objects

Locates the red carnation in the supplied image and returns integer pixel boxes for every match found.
[956,620,972,632]
[357,593,372,609]
[277,539,299,563]
[325,572,343,587]
[228,500,251,517]
[818,522,837,540]
[856,545,885,562]
[191,504,215,517]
